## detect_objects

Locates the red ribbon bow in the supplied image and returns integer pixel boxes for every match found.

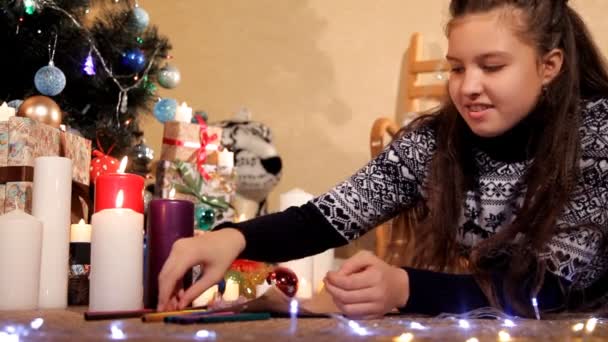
[194,116,218,180]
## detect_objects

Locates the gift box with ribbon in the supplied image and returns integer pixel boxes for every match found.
[156,119,236,229]
[160,119,222,173]
[0,116,92,217]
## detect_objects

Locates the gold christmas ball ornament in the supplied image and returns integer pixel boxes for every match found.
[16,95,63,128]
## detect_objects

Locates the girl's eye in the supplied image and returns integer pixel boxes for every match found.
[483,65,505,72]
[450,66,464,74]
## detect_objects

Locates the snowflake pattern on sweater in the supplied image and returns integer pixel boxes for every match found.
[312,98,608,289]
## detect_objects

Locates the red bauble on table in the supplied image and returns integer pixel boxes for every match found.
[267,266,298,298]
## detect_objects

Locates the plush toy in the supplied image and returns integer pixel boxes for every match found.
[216,108,282,218]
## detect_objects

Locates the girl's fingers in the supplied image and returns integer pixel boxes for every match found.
[324,280,380,305]
[326,268,376,291]
[157,241,195,311]
[336,250,377,276]
[178,268,224,309]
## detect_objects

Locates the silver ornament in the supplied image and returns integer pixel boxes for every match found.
[131,141,155,164]
[158,64,181,89]
[130,7,150,32]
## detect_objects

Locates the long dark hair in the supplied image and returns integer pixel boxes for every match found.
[387,0,608,316]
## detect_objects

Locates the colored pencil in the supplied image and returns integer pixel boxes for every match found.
[165,312,271,325]
[84,308,155,321]
[142,309,230,322]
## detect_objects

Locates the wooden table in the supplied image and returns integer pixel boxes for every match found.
[0,309,606,341]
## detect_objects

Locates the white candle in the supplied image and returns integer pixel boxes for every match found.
[70,219,92,243]
[0,102,15,121]
[222,279,239,301]
[218,149,234,171]
[193,285,218,307]
[174,102,193,123]
[313,249,335,293]
[89,190,144,311]
[279,188,314,210]
[255,282,271,298]
[279,188,315,299]
[32,156,72,309]
[0,210,43,310]
[297,277,313,299]
[279,258,313,299]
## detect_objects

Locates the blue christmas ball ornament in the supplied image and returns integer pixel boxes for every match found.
[153,98,177,122]
[34,64,66,96]
[130,7,150,32]
[7,99,23,111]
[120,48,146,73]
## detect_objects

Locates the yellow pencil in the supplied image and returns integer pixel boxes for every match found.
[141,307,210,322]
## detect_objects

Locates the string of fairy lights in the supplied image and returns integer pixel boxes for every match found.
[0,310,603,341]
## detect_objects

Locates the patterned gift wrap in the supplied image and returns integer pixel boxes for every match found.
[0,117,91,214]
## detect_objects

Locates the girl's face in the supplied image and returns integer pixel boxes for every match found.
[447,9,550,138]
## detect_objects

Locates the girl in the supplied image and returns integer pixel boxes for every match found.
[158,0,608,318]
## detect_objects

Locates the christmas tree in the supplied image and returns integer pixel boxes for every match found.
[0,0,172,156]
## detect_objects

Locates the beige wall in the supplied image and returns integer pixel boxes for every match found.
[143,0,608,252]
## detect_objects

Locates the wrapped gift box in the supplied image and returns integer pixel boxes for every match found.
[160,121,222,164]
[157,121,237,228]
[0,117,92,214]
[155,160,235,227]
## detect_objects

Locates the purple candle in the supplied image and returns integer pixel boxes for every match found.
[144,199,194,309]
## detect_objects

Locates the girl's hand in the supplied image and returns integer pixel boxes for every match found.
[324,250,409,319]
[157,228,246,311]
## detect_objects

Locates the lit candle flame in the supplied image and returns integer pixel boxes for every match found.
[169,188,176,199]
[116,190,124,208]
[118,156,128,173]
[78,218,86,225]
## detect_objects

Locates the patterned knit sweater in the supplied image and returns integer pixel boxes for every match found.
[219,97,608,314]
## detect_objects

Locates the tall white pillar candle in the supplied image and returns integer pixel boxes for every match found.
[279,188,315,299]
[89,191,144,311]
[279,258,313,299]
[313,249,335,293]
[0,210,43,310]
[32,156,72,309]
[279,188,314,211]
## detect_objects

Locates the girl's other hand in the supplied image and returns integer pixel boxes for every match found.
[324,250,409,319]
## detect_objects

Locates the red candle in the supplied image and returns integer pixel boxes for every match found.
[94,173,145,213]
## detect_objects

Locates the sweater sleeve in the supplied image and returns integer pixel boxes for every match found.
[310,125,436,241]
[215,202,348,262]
[400,268,568,316]
[215,125,436,262]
